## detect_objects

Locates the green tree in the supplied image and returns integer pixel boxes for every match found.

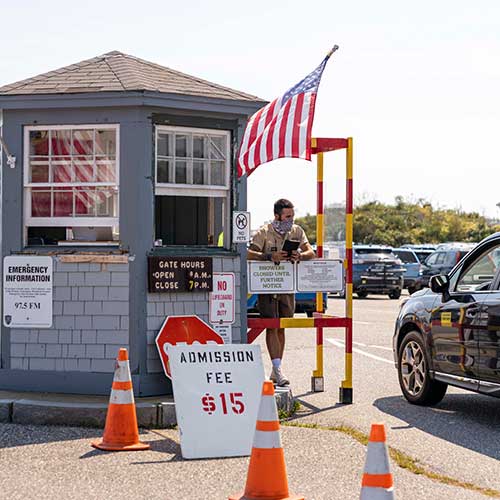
[295,197,500,246]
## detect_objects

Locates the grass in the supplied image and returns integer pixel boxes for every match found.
[278,400,301,420]
[282,421,500,498]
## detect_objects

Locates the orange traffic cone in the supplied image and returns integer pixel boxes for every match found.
[91,348,150,451]
[360,423,394,499]
[229,381,303,500]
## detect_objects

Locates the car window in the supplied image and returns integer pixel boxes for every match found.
[426,253,438,265]
[414,250,432,262]
[455,244,500,292]
[393,250,418,264]
[355,248,392,255]
[435,252,447,264]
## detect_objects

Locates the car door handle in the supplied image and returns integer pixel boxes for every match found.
[465,306,480,318]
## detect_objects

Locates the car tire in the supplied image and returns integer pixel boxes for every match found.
[397,331,447,406]
[389,289,401,299]
[356,291,368,299]
[408,286,416,295]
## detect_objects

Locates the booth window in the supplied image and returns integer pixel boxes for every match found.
[24,125,119,246]
[155,126,230,247]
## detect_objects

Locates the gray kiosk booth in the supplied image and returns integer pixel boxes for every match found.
[0,51,264,396]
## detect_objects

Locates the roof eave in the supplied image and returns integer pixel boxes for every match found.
[0,90,267,117]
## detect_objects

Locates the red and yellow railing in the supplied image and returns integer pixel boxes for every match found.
[247,137,354,404]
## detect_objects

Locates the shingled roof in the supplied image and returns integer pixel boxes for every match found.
[0,51,265,102]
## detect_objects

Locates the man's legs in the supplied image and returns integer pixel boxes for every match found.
[266,328,289,386]
[265,328,282,360]
[258,294,291,386]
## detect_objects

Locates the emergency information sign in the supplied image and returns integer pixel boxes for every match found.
[168,343,265,459]
[3,256,53,328]
[248,262,295,294]
[232,211,250,243]
[296,259,344,292]
[209,273,235,324]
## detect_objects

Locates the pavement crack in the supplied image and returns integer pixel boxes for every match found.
[282,421,500,498]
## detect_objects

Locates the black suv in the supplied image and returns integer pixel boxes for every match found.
[353,245,405,299]
[416,243,475,291]
[393,232,500,405]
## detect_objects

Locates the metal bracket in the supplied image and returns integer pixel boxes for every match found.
[311,376,324,392]
[0,134,16,169]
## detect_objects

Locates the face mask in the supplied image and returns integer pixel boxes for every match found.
[272,218,294,235]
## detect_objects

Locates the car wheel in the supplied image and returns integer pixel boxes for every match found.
[397,331,447,405]
[306,311,313,318]
[389,289,401,299]
[408,286,416,295]
[356,291,368,299]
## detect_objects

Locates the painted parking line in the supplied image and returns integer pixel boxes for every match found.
[368,345,393,351]
[348,340,393,352]
[326,338,394,364]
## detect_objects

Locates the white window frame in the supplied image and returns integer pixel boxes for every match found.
[155,125,231,247]
[155,125,230,198]
[23,124,120,240]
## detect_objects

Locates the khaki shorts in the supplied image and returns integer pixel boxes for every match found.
[257,294,295,318]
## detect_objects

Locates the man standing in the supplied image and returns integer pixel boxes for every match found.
[247,199,315,386]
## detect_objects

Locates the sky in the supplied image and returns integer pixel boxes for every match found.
[1,0,499,229]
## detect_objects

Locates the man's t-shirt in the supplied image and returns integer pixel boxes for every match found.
[250,223,309,254]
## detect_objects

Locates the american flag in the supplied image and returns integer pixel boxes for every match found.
[238,46,338,177]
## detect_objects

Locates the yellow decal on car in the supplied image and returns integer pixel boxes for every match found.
[441,312,452,327]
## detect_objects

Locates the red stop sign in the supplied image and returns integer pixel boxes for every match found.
[155,315,223,378]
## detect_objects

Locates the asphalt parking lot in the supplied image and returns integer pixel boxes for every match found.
[0,294,499,499]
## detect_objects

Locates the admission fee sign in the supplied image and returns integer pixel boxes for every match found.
[3,256,53,328]
[169,343,265,459]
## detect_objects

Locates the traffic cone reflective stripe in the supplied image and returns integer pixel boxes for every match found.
[360,423,394,499]
[91,348,150,452]
[229,381,304,500]
[362,473,393,488]
[255,420,280,431]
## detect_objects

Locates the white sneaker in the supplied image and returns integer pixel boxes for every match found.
[270,366,290,387]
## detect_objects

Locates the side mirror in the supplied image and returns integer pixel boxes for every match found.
[430,274,450,294]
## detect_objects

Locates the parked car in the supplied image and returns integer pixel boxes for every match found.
[392,248,423,295]
[247,292,327,317]
[352,245,405,299]
[416,243,476,290]
[401,244,436,264]
[393,232,500,405]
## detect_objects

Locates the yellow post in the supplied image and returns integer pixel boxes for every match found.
[340,137,353,404]
[313,148,324,384]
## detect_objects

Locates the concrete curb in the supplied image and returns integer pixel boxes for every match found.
[0,400,13,423]
[0,388,295,428]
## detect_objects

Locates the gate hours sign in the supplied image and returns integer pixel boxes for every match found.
[168,343,265,459]
[3,256,53,328]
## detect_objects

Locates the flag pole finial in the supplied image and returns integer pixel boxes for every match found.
[326,45,339,59]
